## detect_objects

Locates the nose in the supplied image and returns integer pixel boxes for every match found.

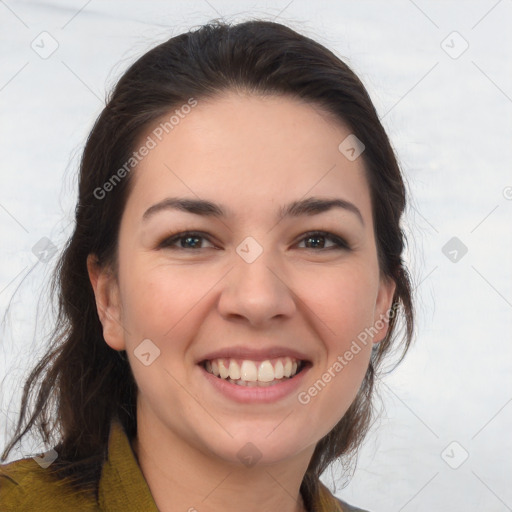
[217,247,296,327]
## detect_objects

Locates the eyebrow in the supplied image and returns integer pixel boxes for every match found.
[142,196,364,225]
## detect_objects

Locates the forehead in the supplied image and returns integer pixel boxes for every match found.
[125,92,372,223]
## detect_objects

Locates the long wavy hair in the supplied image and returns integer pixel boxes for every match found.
[2,19,414,508]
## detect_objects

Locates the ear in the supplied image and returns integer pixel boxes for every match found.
[87,254,126,351]
[372,275,397,344]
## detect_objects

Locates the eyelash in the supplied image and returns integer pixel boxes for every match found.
[158,230,351,251]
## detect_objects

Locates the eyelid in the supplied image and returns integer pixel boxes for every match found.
[158,230,351,251]
[297,230,351,250]
[157,231,217,250]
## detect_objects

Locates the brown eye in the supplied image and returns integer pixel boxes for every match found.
[159,231,216,250]
[297,231,350,251]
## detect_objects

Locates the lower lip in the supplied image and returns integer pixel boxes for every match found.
[199,364,311,404]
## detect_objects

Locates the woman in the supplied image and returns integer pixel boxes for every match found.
[0,19,414,511]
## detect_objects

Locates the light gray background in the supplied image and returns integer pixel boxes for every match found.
[1,1,511,511]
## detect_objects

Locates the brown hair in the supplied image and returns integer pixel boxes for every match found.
[2,19,414,507]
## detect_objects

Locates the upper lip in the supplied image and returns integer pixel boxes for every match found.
[198,345,312,364]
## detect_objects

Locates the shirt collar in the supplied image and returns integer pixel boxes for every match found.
[99,419,344,512]
[98,420,159,512]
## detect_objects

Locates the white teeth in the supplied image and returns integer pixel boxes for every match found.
[228,359,241,380]
[274,360,284,379]
[227,377,287,387]
[203,356,304,384]
[257,360,275,382]
[240,360,258,382]
[218,360,229,379]
[283,358,293,378]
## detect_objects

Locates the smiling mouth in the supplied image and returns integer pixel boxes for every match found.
[200,356,309,387]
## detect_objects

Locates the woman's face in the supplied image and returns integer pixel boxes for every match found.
[90,92,395,466]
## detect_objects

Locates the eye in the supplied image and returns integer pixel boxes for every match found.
[157,230,351,251]
[296,231,350,251]
[158,231,216,250]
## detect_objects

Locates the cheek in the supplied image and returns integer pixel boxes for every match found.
[118,264,211,401]
[292,264,377,423]
[296,261,379,343]
[324,274,377,378]
[118,260,215,344]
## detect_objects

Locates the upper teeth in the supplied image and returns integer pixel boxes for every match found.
[204,357,300,382]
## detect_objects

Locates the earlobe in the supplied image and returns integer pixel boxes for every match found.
[373,275,397,344]
[86,254,126,351]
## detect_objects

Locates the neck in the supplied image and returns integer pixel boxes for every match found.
[131,410,313,512]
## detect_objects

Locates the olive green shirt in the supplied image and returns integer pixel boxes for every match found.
[0,421,368,511]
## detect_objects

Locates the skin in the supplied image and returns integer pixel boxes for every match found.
[88,91,395,512]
